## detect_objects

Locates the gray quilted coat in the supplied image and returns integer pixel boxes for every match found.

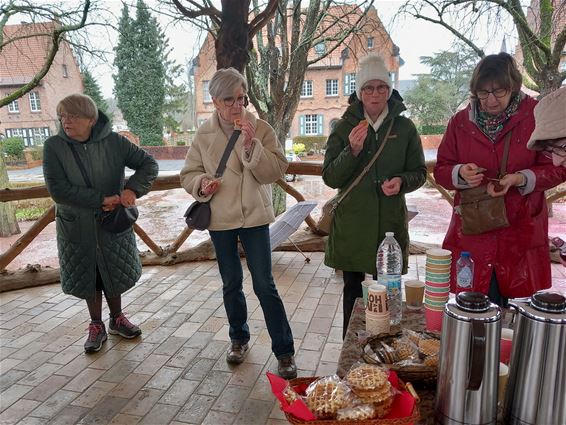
[43,111,158,300]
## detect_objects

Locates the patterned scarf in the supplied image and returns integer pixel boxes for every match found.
[475,93,522,141]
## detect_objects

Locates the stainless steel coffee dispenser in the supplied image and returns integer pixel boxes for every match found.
[504,291,566,425]
[435,292,501,425]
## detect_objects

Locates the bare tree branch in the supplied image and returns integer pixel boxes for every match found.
[171,0,221,26]
[249,0,279,37]
[0,1,92,108]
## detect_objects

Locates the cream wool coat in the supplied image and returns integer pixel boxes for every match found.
[180,110,288,231]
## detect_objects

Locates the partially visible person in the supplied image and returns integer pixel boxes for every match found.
[527,86,566,167]
[43,94,158,353]
[434,53,566,305]
[322,54,427,337]
[527,86,566,266]
[180,68,297,379]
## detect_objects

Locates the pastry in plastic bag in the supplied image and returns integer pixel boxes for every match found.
[336,403,376,421]
[305,376,351,419]
[283,385,300,405]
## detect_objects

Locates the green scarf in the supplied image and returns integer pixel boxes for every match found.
[475,93,521,141]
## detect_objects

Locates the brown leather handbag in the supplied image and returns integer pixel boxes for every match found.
[317,119,395,236]
[457,131,512,235]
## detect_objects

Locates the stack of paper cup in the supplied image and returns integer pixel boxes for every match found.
[366,283,390,335]
[424,248,452,331]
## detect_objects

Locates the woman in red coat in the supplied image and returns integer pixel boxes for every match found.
[434,53,566,305]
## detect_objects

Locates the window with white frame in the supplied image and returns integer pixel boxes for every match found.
[301,80,313,97]
[29,92,41,112]
[7,98,19,113]
[314,42,326,55]
[5,127,49,146]
[367,37,374,49]
[300,114,323,136]
[32,127,50,144]
[203,81,212,103]
[344,73,356,95]
[326,79,338,96]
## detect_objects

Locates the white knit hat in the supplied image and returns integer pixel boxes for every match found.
[527,86,566,150]
[356,54,392,99]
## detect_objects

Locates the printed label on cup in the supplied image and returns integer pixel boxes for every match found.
[367,284,388,314]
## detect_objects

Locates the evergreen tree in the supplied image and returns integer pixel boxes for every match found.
[82,69,112,122]
[113,0,165,146]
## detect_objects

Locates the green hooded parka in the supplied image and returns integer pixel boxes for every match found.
[43,111,158,300]
[322,92,426,275]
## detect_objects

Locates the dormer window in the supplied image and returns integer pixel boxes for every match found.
[62,64,68,78]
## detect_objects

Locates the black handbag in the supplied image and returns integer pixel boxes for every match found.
[68,144,138,233]
[184,129,241,230]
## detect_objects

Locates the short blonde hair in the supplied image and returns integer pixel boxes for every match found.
[209,68,247,99]
[56,93,98,121]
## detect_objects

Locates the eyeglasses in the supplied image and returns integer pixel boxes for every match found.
[476,88,509,100]
[223,95,249,107]
[542,141,566,157]
[58,113,83,121]
[361,84,389,95]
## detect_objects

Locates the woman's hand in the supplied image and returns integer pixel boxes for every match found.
[240,120,256,152]
[459,163,485,187]
[102,195,120,211]
[120,189,137,207]
[487,173,525,197]
[381,177,402,196]
[348,123,368,157]
[200,178,221,196]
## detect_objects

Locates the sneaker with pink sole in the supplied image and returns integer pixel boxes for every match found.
[109,313,141,339]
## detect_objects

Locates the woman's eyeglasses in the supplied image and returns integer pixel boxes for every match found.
[542,142,566,157]
[361,85,389,95]
[58,113,83,121]
[223,95,249,107]
[476,88,509,100]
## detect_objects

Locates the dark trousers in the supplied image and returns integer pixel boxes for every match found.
[342,271,366,339]
[488,270,508,308]
[209,224,294,359]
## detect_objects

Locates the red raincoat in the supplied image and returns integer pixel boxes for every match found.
[434,96,566,297]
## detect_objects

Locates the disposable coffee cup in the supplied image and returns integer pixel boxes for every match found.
[500,328,514,364]
[405,280,425,310]
[498,362,509,406]
[367,284,388,315]
[362,279,376,307]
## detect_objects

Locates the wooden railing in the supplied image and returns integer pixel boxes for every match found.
[1,160,564,290]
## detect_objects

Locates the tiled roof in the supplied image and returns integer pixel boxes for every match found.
[0,22,57,81]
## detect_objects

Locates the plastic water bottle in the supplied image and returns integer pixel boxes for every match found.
[456,252,474,293]
[377,232,403,325]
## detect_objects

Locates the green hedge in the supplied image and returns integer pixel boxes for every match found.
[419,124,446,135]
[0,137,25,160]
[292,136,327,153]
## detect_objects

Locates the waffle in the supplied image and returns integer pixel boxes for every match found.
[419,339,441,356]
[346,364,389,390]
[373,393,394,418]
[336,404,376,421]
[283,386,299,404]
[424,355,439,368]
[306,379,349,419]
[353,381,392,404]
[392,341,418,361]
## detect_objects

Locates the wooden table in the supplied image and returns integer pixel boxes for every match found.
[337,298,436,424]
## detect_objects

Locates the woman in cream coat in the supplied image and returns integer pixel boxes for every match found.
[180,68,297,379]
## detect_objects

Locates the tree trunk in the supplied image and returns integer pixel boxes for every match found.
[0,156,20,237]
[216,0,251,72]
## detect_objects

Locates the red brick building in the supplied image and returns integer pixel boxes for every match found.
[193,5,401,139]
[0,22,83,146]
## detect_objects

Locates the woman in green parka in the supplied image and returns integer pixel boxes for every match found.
[322,55,427,337]
[43,94,158,353]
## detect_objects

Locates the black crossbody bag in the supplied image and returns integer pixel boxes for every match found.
[184,129,241,230]
[68,144,138,234]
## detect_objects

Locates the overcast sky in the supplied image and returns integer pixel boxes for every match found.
[83,0,515,98]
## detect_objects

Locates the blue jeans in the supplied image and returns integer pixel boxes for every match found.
[209,224,295,359]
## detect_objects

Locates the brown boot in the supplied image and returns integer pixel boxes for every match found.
[277,355,297,379]
[226,343,249,364]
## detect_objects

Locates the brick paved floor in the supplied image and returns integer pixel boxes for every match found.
[1,253,564,424]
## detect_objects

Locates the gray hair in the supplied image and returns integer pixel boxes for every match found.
[56,93,98,121]
[208,67,248,99]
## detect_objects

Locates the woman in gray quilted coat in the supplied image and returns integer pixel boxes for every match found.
[43,94,158,353]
